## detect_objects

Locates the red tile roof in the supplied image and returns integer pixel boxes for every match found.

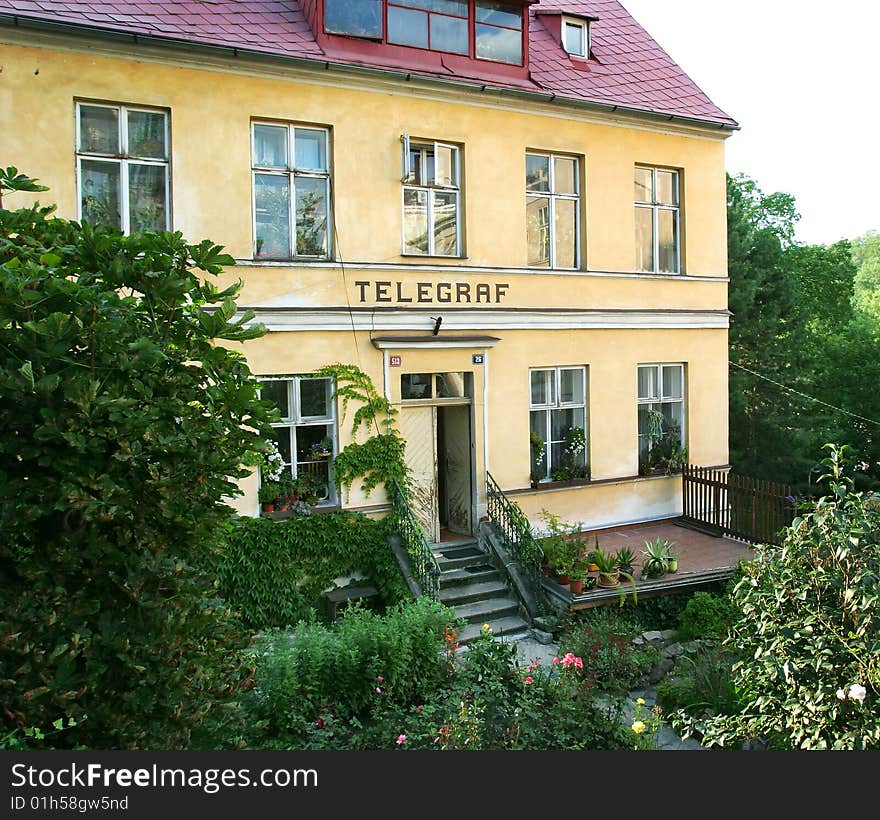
[0,0,736,128]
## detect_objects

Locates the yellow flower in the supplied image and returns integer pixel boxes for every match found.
[631,721,646,734]
[636,697,645,705]
[481,623,492,632]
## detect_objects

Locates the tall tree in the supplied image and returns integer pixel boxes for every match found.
[0,169,275,748]
[726,173,813,486]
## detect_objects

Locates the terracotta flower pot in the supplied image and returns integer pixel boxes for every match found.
[569,578,585,595]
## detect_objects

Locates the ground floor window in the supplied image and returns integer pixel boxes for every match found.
[637,363,686,473]
[258,376,336,504]
[529,366,588,482]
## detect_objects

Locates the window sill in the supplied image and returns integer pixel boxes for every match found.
[400,254,468,261]
[260,503,340,519]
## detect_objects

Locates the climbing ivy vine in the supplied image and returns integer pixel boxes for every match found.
[313,363,409,499]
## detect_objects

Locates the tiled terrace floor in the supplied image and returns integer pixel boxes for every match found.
[543,518,758,610]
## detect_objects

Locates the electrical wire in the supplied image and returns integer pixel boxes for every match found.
[729,360,880,428]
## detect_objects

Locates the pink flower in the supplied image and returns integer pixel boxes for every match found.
[376,676,384,682]
[375,687,382,694]
[575,657,583,669]
[417,705,423,712]
[524,676,534,684]
[396,734,407,745]
[552,657,560,665]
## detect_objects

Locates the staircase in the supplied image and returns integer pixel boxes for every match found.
[433,536,531,644]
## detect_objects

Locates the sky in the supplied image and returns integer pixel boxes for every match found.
[619,0,880,247]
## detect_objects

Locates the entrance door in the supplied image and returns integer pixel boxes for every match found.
[439,405,472,535]
[399,406,440,543]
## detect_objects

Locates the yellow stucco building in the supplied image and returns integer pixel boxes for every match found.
[0,0,736,542]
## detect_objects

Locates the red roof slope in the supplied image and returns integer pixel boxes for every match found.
[0,0,736,128]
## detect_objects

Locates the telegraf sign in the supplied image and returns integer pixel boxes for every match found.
[354,280,510,304]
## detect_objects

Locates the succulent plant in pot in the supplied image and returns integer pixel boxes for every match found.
[592,546,621,588]
[641,537,672,578]
[614,546,636,575]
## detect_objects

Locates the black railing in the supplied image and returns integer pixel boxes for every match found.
[485,472,543,597]
[390,480,440,601]
[682,464,796,546]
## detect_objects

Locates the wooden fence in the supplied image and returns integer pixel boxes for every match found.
[681,465,796,546]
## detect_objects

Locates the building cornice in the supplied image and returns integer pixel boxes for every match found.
[239,307,730,332]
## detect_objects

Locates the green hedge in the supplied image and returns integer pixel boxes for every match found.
[214,512,408,629]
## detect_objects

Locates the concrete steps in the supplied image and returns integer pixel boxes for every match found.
[433,537,530,644]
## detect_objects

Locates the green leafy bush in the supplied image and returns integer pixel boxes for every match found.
[678,591,737,640]
[0,169,274,749]
[214,513,408,628]
[243,598,454,742]
[559,609,658,695]
[701,446,880,749]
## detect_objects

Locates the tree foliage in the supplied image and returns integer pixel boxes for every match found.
[701,446,880,749]
[727,173,880,492]
[0,169,275,748]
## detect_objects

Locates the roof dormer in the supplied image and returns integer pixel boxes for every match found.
[312,1,538,82]
[535,7,598,61]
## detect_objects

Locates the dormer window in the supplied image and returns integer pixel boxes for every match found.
[326,0,383,38]
[323,1,525,66]
[562,17,589,58]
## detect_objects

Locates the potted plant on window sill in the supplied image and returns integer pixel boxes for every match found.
[529,431,545,488]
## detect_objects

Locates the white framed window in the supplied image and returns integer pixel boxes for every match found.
[529,366,588,482]
[258,376,337,504]
[635,166,680,274]
[637,364,685,466]
[526,152,580,269]
[252,122,331,259]
[401,135,461,256]
[562,18,589,57]
[76,102,170,233]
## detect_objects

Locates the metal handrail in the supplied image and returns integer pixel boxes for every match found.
[390,480,440,601]
[485,472,543,599]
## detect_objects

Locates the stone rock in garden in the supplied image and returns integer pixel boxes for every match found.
[531,629,554,645]
[658,629,677,642]
[648,657,674,684]
[662,642,685,659]
[681,640,703,654]
[533,616,558,632]
[642,630,664,643]
[632,635,645,646]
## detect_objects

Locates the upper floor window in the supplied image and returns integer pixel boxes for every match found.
[325,0,523,65]
[76,102,170,233]
[402,136,461,256]
[252,123,330,259]
[562,18,589,57]
[635,166,680,274]
[526,153,579,269]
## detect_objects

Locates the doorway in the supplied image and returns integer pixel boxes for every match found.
[400,402,473,543]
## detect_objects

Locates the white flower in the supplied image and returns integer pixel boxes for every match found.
[836,689,846,701]
[848,684,866,703]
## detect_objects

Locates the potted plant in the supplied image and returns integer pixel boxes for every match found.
[309,437,333,460]
[641,537,671,578]
[568,559,587,595]
[592,546,621,588]
[530,431,545,487]
[614,546,636,576]
[664,544,679,573]
[258,480,283,514]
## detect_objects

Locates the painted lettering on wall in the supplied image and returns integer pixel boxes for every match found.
[354,281,510,304]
